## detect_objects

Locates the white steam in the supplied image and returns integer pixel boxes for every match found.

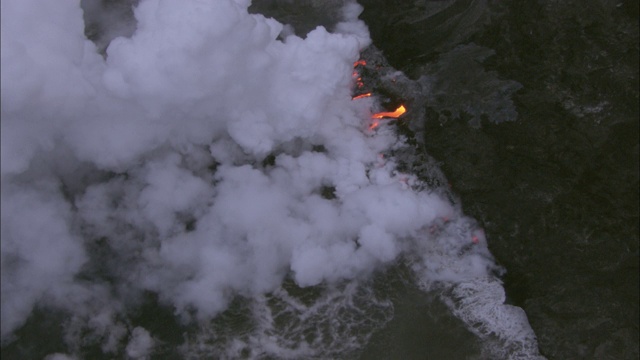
[1,0,542,358]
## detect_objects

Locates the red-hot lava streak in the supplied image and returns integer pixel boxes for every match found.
[372,105,406,119]
[352,60,367,94]
[354,60,367,67]
[352,92,372,100]
[351,58,407,127]
[369,105,406,130]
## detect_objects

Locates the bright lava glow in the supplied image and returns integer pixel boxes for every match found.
[372,105,406,119]
[352,93,372,100]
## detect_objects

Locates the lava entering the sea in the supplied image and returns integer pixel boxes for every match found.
[351,58,407,129]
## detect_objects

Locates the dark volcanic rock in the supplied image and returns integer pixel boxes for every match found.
[359,0,491,76]
[359,0,639,359]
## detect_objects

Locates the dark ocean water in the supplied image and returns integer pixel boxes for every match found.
[2,1,637,359]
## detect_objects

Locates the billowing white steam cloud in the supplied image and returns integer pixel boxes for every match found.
[1,0,543,358]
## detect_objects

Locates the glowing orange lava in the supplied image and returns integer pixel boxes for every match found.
[372,105,406,119]
[352,93,372,100]
[351,57,406,127]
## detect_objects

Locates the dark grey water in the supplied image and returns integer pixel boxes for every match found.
[2,1,637,359]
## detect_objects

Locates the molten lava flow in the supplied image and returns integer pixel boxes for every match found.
[352,59,368,90]
[351,57,406,127]
[352,93,372,100]
[372,105,406,119]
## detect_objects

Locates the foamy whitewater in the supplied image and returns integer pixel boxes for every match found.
[1,0,544,358]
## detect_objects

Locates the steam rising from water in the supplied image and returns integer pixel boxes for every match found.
[1,0,543,358]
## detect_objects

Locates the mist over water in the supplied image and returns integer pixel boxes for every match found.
[1,0,545,358]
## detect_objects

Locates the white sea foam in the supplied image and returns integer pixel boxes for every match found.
[1,0,542,358]
[181,280,393,359]
[440,277,546,360]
